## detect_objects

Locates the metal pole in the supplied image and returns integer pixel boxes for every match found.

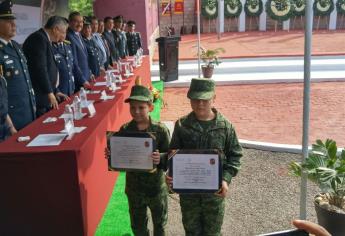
[300,0,313,220]
[217,0,221,39]
[197,0,201,78]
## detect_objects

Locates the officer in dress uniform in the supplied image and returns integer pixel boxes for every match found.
[126,20,142,56]
[112,15,128,59]
[0,0,36,131]
[82,18,102,77]
[52,40,75,96]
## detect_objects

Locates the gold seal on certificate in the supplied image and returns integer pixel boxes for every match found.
[168,150,222,193]
[107,132,156,171]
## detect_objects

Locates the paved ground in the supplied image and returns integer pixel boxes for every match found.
[153,30,345,61]
[161,82,345,147]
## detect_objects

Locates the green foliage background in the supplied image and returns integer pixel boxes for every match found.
[69,0,94,16]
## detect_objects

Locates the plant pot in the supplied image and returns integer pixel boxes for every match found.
[315,201,345,236]
[201,65,214,78]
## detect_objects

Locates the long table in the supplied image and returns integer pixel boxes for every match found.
[0,57,151,236]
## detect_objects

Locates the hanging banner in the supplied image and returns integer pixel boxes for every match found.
[174,0,184,14]
[162,0,172,16]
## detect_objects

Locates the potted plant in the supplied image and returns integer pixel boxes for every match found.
[200,47,225,78]
[289,139,345,235]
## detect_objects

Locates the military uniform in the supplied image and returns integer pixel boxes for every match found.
[108,85,170,236]
[169,78,243,236]
[0,65,10,141]
[0,0,36,131]
[52,41,75,96]
[126,31,142,56]
[113,29,128,59]
[82,37,102,77]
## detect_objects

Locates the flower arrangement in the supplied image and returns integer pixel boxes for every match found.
[148,86,161,103]
[266,0,294,22]
[313,0,335,16]
[202,0,218,19]
[337,0,345,15]
[224,0,243,18]
[292,0,306,16]
[244,0,264,17]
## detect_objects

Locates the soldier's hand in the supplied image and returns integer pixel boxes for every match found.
[56,92,70,102]
[215,181,229,198]
[152,150,160,165]
[104,147,110,159]
[89,74,96,82]
[48,93,59,110]
[83,81,91,89]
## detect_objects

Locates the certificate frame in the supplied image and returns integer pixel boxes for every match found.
[168,149,222,194]
[107,131,157,172]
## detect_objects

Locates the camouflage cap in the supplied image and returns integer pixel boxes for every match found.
[125,85,153,103]
[187,78,215,100]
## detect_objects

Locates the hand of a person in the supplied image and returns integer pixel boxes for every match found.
[9,126,17,135]
[152,150,160,165]
[100,68,106,78]
[165,174,173,189]
[55,92,70,102]
[215,181,229,198]
[83,81,91,89]
[293,220,331,236]
[104,147,110,159]
[89,74,96,82]
[48,93,59,110]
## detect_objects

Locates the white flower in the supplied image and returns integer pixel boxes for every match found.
[271,1,292,16]
[205,5,217,15]
[248,4,260,13]
[316,1,331,12]
[226,5,240,14]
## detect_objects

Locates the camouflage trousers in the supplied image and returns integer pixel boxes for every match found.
[180,194,225,236]
[127,193,168,236]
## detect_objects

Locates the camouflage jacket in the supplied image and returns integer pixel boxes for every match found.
[170,108,242,184]
[118,119,170,197]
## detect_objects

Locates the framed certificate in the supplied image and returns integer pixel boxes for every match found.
[168,149,222,194]
[107,132,156,171]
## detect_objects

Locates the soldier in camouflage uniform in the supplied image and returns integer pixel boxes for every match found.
[168,78,243,236]
[108,85,170,236]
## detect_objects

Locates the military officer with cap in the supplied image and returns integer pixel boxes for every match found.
[0,0,36,131]
[52,39,75,96]
[126,20,142,56]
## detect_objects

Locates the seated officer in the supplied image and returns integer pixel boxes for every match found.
[0,0,36,131]
[126,20,142,56]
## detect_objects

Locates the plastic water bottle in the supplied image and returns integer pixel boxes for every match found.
[79,87,88,107]
[73,96,82,120]
[106,72,111,87]
[64,104,74,135]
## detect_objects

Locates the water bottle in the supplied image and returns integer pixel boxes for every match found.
[105,72,111,87]
[64,104,74,135]
[79,87,88,107]
[73,96,82,120]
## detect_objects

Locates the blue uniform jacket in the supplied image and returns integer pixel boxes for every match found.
[66,28,91,89]
[0,40,36,130]
[52,41,75,96]
[83,37,102,77]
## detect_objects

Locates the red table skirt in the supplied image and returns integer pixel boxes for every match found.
[0,57,151,236]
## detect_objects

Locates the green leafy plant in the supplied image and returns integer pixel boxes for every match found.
[69,0,94,16]
[200,47,225,67]
[289,139,345,211]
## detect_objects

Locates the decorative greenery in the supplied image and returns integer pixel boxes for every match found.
[289,139,345,212]
[244,0,264,17]
[69,0,93,16]
[224,0,243,18]
[202,0,218,19]
[292,0,306,16]
[337,0,345,15]
[266,0,294,22]
[200,47,225,67]
[313,0,335,16]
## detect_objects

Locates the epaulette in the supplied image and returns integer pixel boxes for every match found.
[64,40,71,45]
